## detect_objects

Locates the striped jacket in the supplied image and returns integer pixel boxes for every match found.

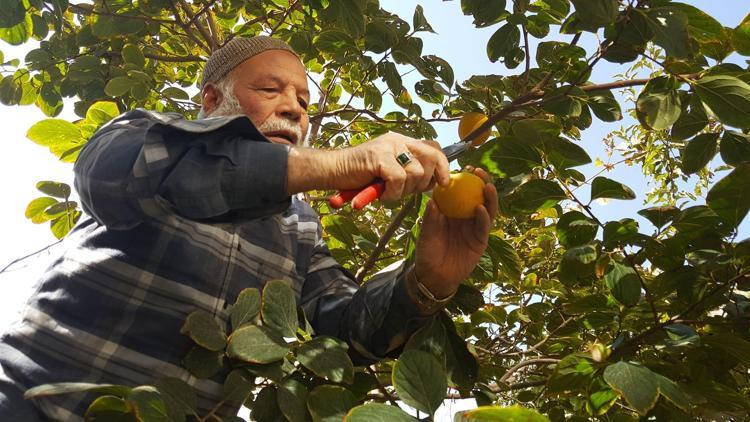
[0,111,428,420]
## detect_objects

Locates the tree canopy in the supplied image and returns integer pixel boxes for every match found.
[4,0,750,420]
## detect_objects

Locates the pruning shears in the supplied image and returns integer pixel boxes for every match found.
[328,141,471,210]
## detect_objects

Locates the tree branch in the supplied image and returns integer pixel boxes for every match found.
[355,195,419,283]
[178,0,217,51]
[311,106,461,124]
[499,358,560,384]
[1,240,63,274]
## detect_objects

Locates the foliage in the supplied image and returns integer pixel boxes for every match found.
[5,0,750,420]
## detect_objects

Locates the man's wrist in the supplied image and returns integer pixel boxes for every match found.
[286,147,339,194]
[403,265,456,315]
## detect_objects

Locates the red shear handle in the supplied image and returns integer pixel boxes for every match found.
[328,180,386,209]
[351,180,385,209]
[329,189,358,209]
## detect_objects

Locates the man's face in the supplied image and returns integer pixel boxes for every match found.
[206,50,310,146]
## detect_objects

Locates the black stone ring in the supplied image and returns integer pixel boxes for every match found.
[396,151,415,167]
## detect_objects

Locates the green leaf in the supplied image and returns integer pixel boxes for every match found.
[122,43,145,67]
[720,130,750,166]
[511,119,561,146]
[0,0,26,28]
[570,0,618,31]
[587,91,622,122]
[261,279,298,338]
[105,76,134,97]
[558,244,597,285]
[670,2,728,60]
[51,211,80,239]
[326,0,365,38]
[392,350,447,416]
[230,288,261,330]
[472,136,542,177]
[315,29,356,55]
[412,5,435,33]
[671,95,708,140]
[27,119,83,147]
[182,346,223,379]
[296,336,354,383]
[277,378,309,422]
[0,13,31,45]
[322,215,358,248]
[732,13,750,55]
[645,8,691,58]
[637,206,679,228]
[455,405,550,421]
[92,15,145,38]
[603,362,659,416]
[556,211,598,248]
[85,101,120,126]
[487,235,523,281]
[542,87,584,117]
[543,137,592,169]
[365,20,399,54]
[43,201,77,219]
[24,383,131,400]
[84,395,132,421]
[128,386,169,422]
[672,205,722,234]
[461,0,508,28]
[590,177,636,201]
[35,181,70,199]
[506,179,567,214]
[179,310,227,351]
[702,333,750,365]
[25,197,58,224]
[344,403,415,421]
[226,325,288,364]
[250,386,282,422]
[222,369,254,405]
[652,373,690,412]
[604,262,641,306]
[694,75,750,129]
[487,23,520,63]
[153,377,197,422]
[307,385,358,422]
[636,76,682,131]
[162,87,190,100]
[681,132,718,174]
[547,353,596,392]
[706,164,750,228]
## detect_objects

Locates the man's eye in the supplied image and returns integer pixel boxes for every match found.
[299,99,308,109]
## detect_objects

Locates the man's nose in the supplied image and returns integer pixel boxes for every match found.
[277,88,304,121]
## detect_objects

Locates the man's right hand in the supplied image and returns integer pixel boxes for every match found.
[287,132,451,201]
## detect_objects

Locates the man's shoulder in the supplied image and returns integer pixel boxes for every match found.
[103,109,263,139]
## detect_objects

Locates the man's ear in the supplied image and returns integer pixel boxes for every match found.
[201,84,222,116]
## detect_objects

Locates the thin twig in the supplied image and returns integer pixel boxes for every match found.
[499,358,560,384]
[367,366,399,406]
[355,196,419,283]
[1,240,64,274]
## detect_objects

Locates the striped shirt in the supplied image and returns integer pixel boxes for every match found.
[0,110,428,420]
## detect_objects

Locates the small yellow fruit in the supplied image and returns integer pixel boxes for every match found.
[432,172,486,219]
[458,112,491,146]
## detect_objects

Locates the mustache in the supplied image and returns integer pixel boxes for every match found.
[258,118,304,144]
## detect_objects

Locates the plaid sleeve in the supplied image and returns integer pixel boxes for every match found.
[74,110,290,229]
[300,237,432,364]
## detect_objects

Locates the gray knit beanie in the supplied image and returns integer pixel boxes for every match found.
[200,36,298,89]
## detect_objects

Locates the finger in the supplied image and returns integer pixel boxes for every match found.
[473,204,492,242]
[409,142,449,188]
[402,158,426,195]
[380,162,407,201]
[484,182,499,219]
[416,160,436,191]
[473,167,492,184]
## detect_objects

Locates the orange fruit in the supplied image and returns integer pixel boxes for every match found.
[432,172,486,219]
[458,112,491,146]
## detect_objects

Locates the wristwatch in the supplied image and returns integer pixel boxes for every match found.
[404,265,456,315]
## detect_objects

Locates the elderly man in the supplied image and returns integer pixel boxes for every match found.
[0,37,497,419]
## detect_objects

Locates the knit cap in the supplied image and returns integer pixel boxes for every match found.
[200,36,298,88]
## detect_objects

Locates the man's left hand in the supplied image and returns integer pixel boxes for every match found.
[414,167,499,299]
